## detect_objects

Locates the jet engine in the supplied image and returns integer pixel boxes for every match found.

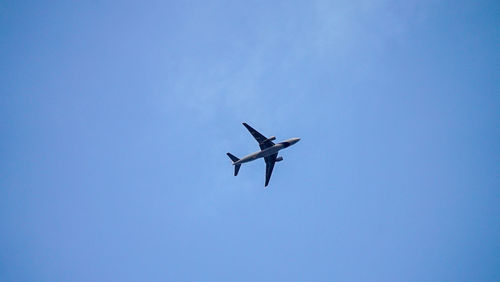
[260,136,276,144]
[276,156,283,162]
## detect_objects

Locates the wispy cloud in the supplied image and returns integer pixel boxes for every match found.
[165,0,430,127]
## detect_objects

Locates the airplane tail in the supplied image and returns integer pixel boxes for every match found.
[226,153,241,176]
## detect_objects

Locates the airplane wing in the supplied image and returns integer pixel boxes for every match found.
[264,153,277,187]
[242,123,275,150]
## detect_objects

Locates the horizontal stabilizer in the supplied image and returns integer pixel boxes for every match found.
[226,152,239,163]
[234,164,241,176]
[226,153,241,176]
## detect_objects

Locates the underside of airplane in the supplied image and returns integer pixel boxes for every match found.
[227,123,300,187]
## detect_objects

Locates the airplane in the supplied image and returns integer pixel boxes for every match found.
[226,123,300,187]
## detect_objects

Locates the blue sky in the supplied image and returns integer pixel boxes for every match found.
[1,1,499,281]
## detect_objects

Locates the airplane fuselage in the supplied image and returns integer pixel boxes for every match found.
[227,123,300,186]
[233,138,300,165]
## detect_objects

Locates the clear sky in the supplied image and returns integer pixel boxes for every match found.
[1,1,499,281]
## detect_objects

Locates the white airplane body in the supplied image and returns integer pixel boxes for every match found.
[227,123,300,187]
